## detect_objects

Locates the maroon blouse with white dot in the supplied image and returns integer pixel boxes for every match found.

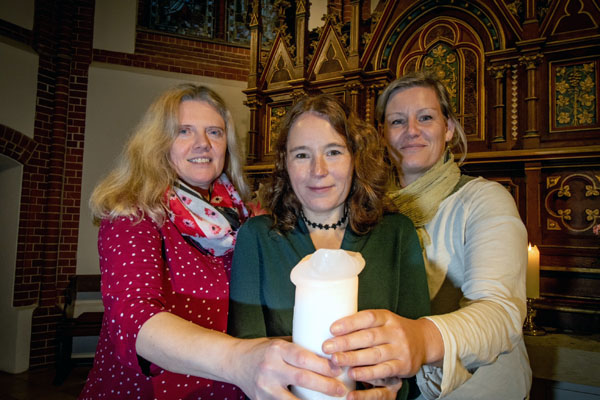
[79,216,244,399]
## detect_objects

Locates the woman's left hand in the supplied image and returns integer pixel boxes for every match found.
[321,309,444,382]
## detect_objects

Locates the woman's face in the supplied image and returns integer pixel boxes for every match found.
[384,86,454,186]
[286,112,353,219]
[170,100,227,190]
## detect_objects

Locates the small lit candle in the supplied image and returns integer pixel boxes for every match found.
[526,243,540,298]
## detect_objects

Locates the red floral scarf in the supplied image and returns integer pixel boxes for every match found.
[165,174,249,256]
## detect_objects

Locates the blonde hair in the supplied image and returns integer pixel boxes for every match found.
[90,84,248,224]
[376,71,467,163]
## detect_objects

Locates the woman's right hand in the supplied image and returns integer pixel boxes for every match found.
[322,310,444,381]
[234,338,347,400]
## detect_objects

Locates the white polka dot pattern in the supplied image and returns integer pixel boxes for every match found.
[79,216,244,399]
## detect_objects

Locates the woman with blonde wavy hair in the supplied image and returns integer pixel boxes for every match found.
[80,84,344,400]
[321,72,531,400]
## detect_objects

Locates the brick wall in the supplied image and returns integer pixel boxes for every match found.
[0,0,250,368]
[27,0,94,367]
[93,31,250,81]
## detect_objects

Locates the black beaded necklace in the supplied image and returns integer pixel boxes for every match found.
[301,208,348,230]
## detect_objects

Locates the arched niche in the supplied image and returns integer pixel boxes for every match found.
[395,19,487,143]
[0,153,36,373]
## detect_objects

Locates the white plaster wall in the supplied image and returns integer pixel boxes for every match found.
[0,154,36,374]
[77,63,249,275]
[94,0,137,54]
[0,37,38,138]
[0,0,34,30]
[309,0,328,31]
[0,1,37,374]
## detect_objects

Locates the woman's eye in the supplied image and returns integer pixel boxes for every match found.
[419,114,433,122]
[178,127,190,135]
[327,149,342,156]
[207,128,224,137]
[293,153,309,159]
[390,118,406,126]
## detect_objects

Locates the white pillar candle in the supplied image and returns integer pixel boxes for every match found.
[290,249,365,400]
[526,243,540,298]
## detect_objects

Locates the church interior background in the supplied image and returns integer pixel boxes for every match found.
[0,0,599,397]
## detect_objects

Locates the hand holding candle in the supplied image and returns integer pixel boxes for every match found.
[526,243,540,298]
[290,249,365,400]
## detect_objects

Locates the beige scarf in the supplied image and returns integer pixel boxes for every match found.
[387,151,461,247]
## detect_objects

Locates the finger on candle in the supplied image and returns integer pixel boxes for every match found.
[285,367,347,398]
[347,359,411,381]
[329,343,394,368]
[281,341,343,377]
[329,309,387,336]
[251,339,346,398]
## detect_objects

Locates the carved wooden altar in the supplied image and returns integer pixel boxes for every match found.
[243,0,600,332]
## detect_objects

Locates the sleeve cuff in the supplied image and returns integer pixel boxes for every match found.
[416,316,472,398]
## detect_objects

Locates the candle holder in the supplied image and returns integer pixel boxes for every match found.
[523,298,546,336]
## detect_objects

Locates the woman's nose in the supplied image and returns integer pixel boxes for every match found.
[407,116,419,136]
[312,155,327,176]
[192,131,211,150]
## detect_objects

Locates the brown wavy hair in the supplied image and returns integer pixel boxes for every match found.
[89,84,248,225]
[263,94,390,235]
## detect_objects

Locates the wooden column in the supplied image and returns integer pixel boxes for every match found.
[525,161,542,246]
[244,95,263,163]
[366,82,386,125]
[247,0,262,89]
[345,81,363,114]
[294,0,308,77]
[522,0,540,38]
[519,53,543,146]
[488,64,510,143]
[348,0,360,68]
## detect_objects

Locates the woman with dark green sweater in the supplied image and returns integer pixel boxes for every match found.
[229,94,430,400]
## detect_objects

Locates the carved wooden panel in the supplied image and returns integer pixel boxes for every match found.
[242,0,600,333]
[460,162,527,221]
[395,19,486,143]
[539,164,600,327]
[550,58,599,133]
[308,22,350,81]
[542,168,600,249]
[263,36,296,87]
[265,101,291,155]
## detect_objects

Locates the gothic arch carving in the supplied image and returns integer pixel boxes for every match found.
[261,33,296,89]
[541,0,599,38]
[389,18,487,142]
[373,0,508,71]
[307,22,350,81]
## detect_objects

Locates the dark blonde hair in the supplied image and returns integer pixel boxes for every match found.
[90,84,248,224]
[376,71,467,162]
[263,94,390,235]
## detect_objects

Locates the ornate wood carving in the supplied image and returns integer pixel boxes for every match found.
[550,59,598,132]
[392,19,487,145]
[243,0,600,332]
[263,36,296,86]
[510,64,520,141]
[544,172,600,234]
[488,63,511,143]
[519,53,544,140]
[308,21,350,80]
[248,0,262,88]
